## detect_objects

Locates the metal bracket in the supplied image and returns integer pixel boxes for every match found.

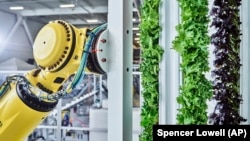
[95,29,108,73]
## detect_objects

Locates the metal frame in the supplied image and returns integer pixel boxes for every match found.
[22,18,34,49]
[107,0,133,141]
[159,0,180,124]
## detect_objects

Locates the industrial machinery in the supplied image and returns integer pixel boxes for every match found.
[0,20,108,141]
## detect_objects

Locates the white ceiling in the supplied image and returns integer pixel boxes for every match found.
[0,0,141,45]
[0,0,108,26]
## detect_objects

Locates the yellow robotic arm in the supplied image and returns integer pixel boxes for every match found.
[0,20,107,141]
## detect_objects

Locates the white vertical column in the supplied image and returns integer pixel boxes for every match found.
[240,0,250,124]
[93,74,97,103]
[107,0,133,141]
[99,75,103,102]
[56,99,62,140]
[159,0,180,124]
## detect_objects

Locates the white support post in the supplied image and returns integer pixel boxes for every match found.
[93,74,97,103]
[159,0,180,124]
[107,0,133,141]
[240,0,250,124]
[56,99,62,141]
[99,75,103,102]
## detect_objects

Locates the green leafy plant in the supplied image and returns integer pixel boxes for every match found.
[139,0,163,140]
[208,0,247,125]
[172,0,212,124]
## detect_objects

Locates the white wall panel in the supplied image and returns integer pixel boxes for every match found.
[0,11,34,64]
[0,11,16,39]
[0,24,33,63]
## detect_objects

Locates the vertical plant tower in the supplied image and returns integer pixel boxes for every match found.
[172,0,212,124]
[139,0,163,140]
[208,0,247,124]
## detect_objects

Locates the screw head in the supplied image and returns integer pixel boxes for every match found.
[100,39,106,43]
[101,58,107,62]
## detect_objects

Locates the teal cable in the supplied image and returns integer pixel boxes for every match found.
[0,82,10,97]
[68,23,107,92]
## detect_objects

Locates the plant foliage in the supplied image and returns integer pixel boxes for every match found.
[208,0,247,125]
[172,0,212,124]
[139,0,163,140]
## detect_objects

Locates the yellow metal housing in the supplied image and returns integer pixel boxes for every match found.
[26,20,88,94]
[0,83,53,141]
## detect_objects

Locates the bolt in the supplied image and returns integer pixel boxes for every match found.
[100,39,106,43]
[101,58,107,62]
